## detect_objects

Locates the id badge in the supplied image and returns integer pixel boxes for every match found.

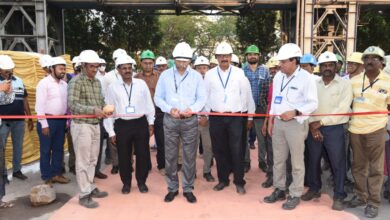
[125,106,135,114]
[354,96,365,103]
[274,96,283,104]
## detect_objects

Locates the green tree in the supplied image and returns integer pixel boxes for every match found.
[236,10,280,62]
[357,9,390,53]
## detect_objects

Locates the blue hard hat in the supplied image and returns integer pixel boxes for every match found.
[301,53,317,66]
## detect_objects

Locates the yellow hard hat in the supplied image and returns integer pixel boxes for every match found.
[266,57,278,68]
[210,56,218,65]
[347,52,363,64]
[313,66,320,73]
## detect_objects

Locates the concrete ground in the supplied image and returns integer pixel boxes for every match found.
[1,147,390,220]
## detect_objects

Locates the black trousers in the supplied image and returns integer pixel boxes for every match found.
[155,107,165,170]
[209,115,245,186]
[114,116,151,186]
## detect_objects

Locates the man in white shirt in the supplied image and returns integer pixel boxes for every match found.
[204,42,255,195]
[104,55,155,194]
[264,43,318,210]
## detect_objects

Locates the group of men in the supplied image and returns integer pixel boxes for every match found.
[0,41,389,219]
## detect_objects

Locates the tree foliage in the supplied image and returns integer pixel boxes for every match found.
[236,10,280,62]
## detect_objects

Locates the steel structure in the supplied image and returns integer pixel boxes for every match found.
[0,0,389,56]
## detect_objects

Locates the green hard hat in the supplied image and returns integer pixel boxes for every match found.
[140,50,155,60]
[245,45,260,54]
[167,59,175,68]
[336,54,344,63]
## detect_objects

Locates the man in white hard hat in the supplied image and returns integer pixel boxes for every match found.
[303,51,352,211]
[156,56,168,74]
[71,56,81,75]
[0,55,34,182]
[104,55,154,195]
[204,42,255,195]
[39,55,52,76]
[346,46,390,218]
[194,56,215,182]
[231,54,240,67]
[264,43,318,210]
[36,57,70,186]
[68,50,109,209]
[155,42,207,203]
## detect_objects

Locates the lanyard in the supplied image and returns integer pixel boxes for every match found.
[123,83,133,106]
[173,70,189,93]
[280,75,295,93]
[217,67,232,89]
[361,73,379,96]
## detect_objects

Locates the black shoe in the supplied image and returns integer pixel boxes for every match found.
[345,195,366,208]
[264,188,286,203]
[261,177,273,188]
[203,173,215,182]
[236,185,246,195]
[332,198,344,211]
[138,184,149,193]
[13,171,27,180]
[164,191,178,202]
[79,195,98,208]
[244,163,251,173]
[301,190,321,201]
[183,192,197,203]
[213,182,229,191]
[69,167,76,175]
[258,161,267,173]
[111,166,119,174]
[122,185,131,194]
[94,171,107,179]
[91,188,108,198]
[282,196,300,210]
[364,204,378,218]
[249,144,255,149]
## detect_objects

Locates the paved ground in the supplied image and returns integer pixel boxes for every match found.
[1,148,390,220]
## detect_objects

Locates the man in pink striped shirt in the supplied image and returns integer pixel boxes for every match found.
[35,57,70,185]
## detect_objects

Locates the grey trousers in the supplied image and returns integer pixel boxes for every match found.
[164,114,198,193]
[272,118,308,197]
[244,114,267,165]
[198,124,213,174]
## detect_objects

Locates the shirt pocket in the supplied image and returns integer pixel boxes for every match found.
[286,86,300,103]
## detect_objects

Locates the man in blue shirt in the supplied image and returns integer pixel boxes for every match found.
[242,45,269,173]
[154,42,207,204]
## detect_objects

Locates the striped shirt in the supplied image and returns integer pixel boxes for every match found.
[349,71,390,134]
[68,72,105,124]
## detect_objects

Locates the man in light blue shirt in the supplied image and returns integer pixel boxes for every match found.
[154,42,207,204]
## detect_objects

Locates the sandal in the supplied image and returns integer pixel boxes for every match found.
[0,201,14,208]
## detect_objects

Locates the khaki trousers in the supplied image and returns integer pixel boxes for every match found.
[350,127,386,207]
[71,123,101,198]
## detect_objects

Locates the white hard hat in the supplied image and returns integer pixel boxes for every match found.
[194,56,210,66]
[115,55,135,68]
[112,48,127,60]
[276,43,302,61]
[215,42,233,55]
[71,56,79,63]
[79,50,100,63]
[317,51,338,64]
[39,55,52,68]
[99,58,106,64]
[172,42,193,61]
[156,56,167,65]
[231,54,239,64]
[50,57,67,66]
[0,55,15,70]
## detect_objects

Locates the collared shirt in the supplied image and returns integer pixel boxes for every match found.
[0,75,27,116]
[134,70,160,99]
[243,64,269,105]
[103,78,155,137]
[204,65,255,115]
[154,66,207,113]
[349,71,390,134]
[309,75,352,126]
[35,75,68,128]
[0,82,15,106]
[68,72,105,124]
[101,69,122,96]
[269,67,318,124]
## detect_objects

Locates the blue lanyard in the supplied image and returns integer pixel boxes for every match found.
[173,70,189,93]
[217,67,232,89]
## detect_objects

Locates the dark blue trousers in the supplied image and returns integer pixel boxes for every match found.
[37,119,66,181]
[306,124,347,199]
